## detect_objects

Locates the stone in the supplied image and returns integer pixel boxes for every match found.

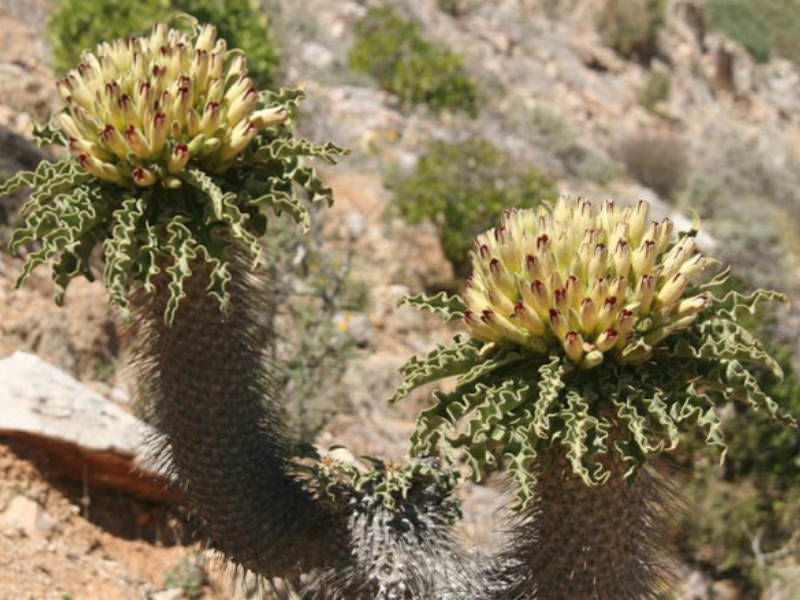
[301,41,335,70]
[0,495,56,538]
[0,352,178,503]
[342,211,366,239]
[711,579,740,600]
[0,351,149,453]
[150,589,184,600]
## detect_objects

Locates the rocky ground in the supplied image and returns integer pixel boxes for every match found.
[1,0,800,599]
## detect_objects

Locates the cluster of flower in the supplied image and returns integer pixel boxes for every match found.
[463,198,715,368]
[56,23,286,187]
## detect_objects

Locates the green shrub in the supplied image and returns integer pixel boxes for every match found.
[708,0,800,64]
[708,0,772,63]
[348,6,478,116]
[638,69,671,112]
[756,0,800,64]
[616,132,688,199]
[597,0,666,62]
[392,138,558,278]
[48,0,280,86]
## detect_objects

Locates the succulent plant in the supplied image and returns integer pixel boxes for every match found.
[56,23,285,185]
[1,21,344,322]
[462,198,713,368]
[395,197,793,504]
[3,19,797,599]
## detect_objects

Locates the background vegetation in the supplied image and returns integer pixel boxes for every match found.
[348,6,478,115]
[5,0,800,596]
[708,0,800,64]
[391,138,558,280]
[48,0,280,86]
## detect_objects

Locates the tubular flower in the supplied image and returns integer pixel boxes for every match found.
[56,23,288,186]
[462,198,716,368]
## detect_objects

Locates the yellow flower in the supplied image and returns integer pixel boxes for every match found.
[462,198,716,368]
[56,23,288,187]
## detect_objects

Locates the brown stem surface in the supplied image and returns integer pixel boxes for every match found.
[130,255,349,580]
[492,446,676,600]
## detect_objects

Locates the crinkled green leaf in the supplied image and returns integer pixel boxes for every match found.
[32,122,69,147]
[399,291,466,322]
[558,389,611,487]
[532,355,566,439]
[709,287,788,321]
[103,196,148,313]
[1,89,342,322]
[0,159,84,199]
[390,337,483,403]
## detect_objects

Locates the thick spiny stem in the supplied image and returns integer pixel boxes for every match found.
[131,255,349,579]
[130,253,481,597]
[491,442,675,600]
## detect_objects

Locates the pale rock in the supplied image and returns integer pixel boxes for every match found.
[711,579,739,600]
[678,569,711,600]
[301,41,334,70]
[0,351,151,453]
[150,589,184,600]
[342,211,366,239]
[0,495,56,539]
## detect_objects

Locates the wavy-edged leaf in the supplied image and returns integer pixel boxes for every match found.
[103,196,148,313]
[399,291,466,322]
[32,122,69,147]
[532,355,566,439]
[709,287,787,321]
[390,337,483,403]
[0,159,83,198]
[558,389,611,486]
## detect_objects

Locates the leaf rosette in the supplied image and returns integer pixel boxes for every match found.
[394,198,795,506]
[0,22,345,322]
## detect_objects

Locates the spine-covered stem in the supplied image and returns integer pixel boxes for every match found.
[131,254,349,579]
[492,440,674,600]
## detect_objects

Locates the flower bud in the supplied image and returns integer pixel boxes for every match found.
[521,279,549,317]
[595,296,619,333]
[676,294,708,317]
[564,331,585,362]
[512,301,545,336]
[632,239,657,278]
[595,328,619,352]
[124,125,150,157]
[78,153,126,184]
[58,113,83,140]
[147,111,168,156]
[199,101,224,134]
[581,350,604,369]
[99,124,129,157]
[464,309,501,343]
[168,143,190,173]
[217,121,257,162]
[656,273,688,310]
[132,167,157,186]
[613,239,631,278]
[580,297,597,332]
[195,24,218,51]
[549,309,569,339]
[637,274,655,315]
[629,200,650,246]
